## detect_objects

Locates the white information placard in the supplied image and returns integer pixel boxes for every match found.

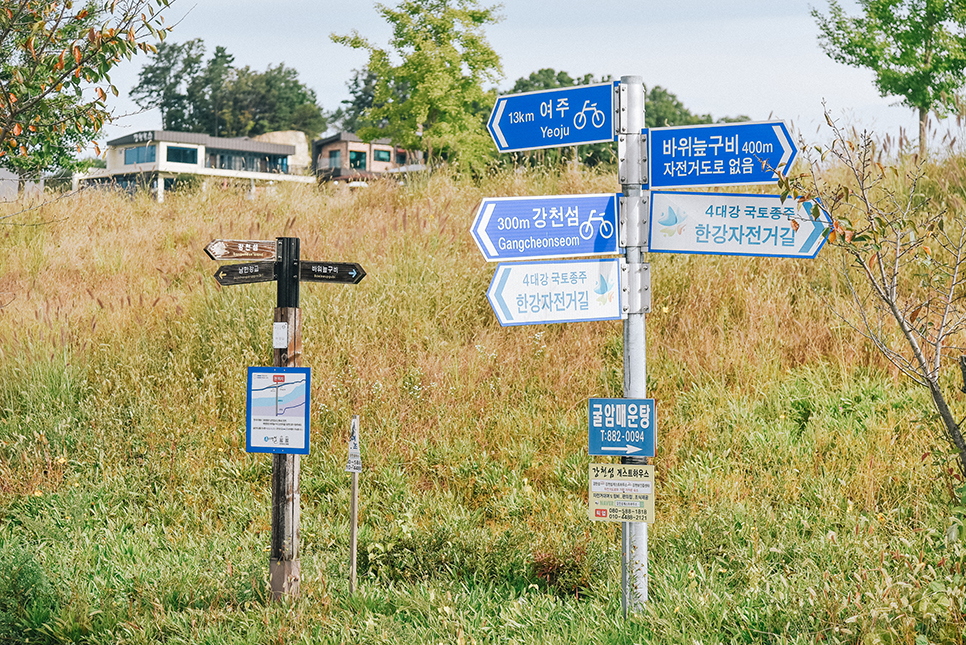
[246,367,311,454]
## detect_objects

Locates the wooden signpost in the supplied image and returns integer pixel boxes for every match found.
[206,236,367,601]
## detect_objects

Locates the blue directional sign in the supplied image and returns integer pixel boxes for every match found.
[649,121,797,188]
[488,82,616,153]
[588,398,656,457]
[648,190,831,259]
[486,258,623,326]
[471,193,619,262]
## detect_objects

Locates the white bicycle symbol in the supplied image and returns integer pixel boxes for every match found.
[574,100,606,130]
[579,210,615,240]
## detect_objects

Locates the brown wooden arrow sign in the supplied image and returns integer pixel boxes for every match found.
[214,261,277,286]
[300,262,367,284]
[205,239,277,261]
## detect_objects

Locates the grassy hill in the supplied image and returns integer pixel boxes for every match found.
[0,166,963,644]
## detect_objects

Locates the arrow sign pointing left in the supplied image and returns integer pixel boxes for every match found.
[214,261,276,286]
[487,82,616,153]
[205,239,277,261]
[471,193,619,262]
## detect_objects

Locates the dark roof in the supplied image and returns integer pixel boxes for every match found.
[312,131,393,147]
[108,130,295,155]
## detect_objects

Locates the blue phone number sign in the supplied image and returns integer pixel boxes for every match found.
[588,398,655,457]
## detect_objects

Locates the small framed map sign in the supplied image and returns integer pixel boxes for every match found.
[246,367,311,454]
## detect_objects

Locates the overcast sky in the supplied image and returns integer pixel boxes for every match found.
[99,0,960,149]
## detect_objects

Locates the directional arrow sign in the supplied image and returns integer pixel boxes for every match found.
[649,121,797,188]
[300,261,366,284]
[471,193,619,261]
[588,398,656,457]
[486,258,623,326]
[214,261,276,286]
[488,82,616,153]
[205,239,277,261]
[648,190,831,259]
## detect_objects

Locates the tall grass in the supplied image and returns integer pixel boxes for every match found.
[0,164,963,644]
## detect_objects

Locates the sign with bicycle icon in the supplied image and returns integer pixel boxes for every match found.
[487,81,616,153]
[471,193,619,261]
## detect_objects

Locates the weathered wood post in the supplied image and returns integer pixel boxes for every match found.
[270,236,301,600]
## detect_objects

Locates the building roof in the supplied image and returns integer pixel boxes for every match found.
[107,130,295,156]
[312,131,393,147]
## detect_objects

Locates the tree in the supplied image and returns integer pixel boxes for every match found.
[783,111,966,481]
[812,0,966,158]
[133,41,327,138]
[510,68,595,94]
[0,0,171,175]
[130,38,204,131]
[332,0,503,172]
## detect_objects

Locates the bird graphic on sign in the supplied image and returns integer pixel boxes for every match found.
[594,271,615,306]
[657,205,687,237]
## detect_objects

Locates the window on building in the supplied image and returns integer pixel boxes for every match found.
[374,149,391,163]
[396,151,408,165]
[166,146,198,164]
[124,145,156,165]
[349,150,366,170]
[328,150,341,169]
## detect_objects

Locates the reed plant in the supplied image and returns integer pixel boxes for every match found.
[0,161,963,643]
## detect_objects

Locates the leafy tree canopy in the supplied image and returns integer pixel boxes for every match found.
[132,39,327,138]
[812,0,966,156]
[0,0,171,175]
[332,0,503,172]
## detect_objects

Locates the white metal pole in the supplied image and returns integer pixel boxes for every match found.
[618,75,648,616]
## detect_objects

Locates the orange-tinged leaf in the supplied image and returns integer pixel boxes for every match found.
[924,245,932,256]
[789,219,800,232]
[93,142,101,156]
[73,45,81,64]
[867,253,877,273]
[26,36,35,58]
[8,93,16,104]
[12,123,21,136]
[844,230,854,243]
[828,230,837,244]
[909,305,923,325]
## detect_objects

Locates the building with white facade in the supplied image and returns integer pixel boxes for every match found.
[75,130,315,200]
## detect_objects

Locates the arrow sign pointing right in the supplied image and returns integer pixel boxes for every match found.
[599,444,643,455]
[300,261,367,284]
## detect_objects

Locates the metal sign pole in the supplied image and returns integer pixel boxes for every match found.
[270,236,302,600]
[618,75,649,616]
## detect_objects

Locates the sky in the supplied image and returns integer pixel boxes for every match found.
[98,0,962,149]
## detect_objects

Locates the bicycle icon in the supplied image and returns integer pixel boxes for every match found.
[574,100,606,130]
[579,210,615,240]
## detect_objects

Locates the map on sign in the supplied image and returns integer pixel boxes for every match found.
[588,464,655,524]
[648,121,797,189]
[648,190,831,259]
[471,193,619,261]
[246,367,311,455]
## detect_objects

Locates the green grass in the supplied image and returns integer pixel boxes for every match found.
[0,167,964,643]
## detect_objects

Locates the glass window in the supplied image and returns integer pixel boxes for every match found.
[328,150,342,169]
[124,145,155,165]
[396,151,408,165]
[374,149,391,163]
[349,150,366,170]
[166,146,198,164]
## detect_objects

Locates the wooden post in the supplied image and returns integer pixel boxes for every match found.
[270,237,301,600]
